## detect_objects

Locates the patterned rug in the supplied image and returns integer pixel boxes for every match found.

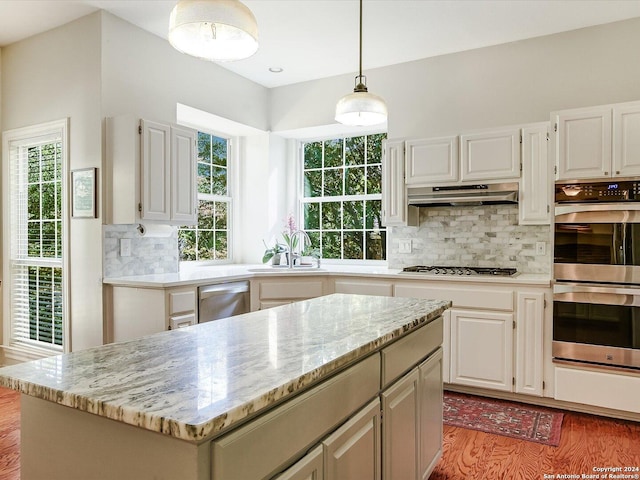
[443,392,564,446]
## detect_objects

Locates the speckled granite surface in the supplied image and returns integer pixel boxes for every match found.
[0,294,450,443]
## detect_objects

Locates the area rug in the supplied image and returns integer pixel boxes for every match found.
[443,392,564,446]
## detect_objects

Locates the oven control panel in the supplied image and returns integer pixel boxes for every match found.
[555,181,640,203]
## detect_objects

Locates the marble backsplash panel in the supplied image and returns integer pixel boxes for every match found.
[387,204,551,274]
[103,224,178,278]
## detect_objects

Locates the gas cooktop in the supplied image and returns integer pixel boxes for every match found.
[402,266,518,276]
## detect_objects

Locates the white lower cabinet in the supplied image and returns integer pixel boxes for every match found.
[450,309,514,391]
[323,399,381,480]
[395,282,546,396]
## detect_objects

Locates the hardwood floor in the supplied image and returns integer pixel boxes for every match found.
[0,386,639,480]
[0,388,20,480]
[430,410,640,479]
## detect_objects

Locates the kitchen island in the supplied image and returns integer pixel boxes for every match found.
[0,293,450,480]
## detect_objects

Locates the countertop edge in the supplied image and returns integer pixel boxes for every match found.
[103,266,551,288]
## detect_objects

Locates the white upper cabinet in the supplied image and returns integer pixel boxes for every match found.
[520,123,550,225]
[141,119,171,221]
[405,136,458,185]
[613,102,640,177]
[106,115,197,225]
[554,106,612,180]
[382,139,418,227]
[460,127,521,181]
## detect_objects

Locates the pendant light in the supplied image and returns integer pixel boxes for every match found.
[335,0,388,126]
[169,0,258,62]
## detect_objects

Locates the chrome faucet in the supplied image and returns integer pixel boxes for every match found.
[288,230,311,269]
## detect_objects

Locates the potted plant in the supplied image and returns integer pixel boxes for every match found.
[262,241,286,265]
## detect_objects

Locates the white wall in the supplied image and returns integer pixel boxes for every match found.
[269,16,640,139]
[1,13,104,352]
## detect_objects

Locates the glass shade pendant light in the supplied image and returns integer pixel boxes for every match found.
[169,0,259,62]
[335,0,388,126]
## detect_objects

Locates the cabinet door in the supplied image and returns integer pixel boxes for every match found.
[381,369,418,480]
[515,292,544,397]
[418,348,443,480]
[519,123,550,225]
[273,446,323,480]
[323,398,381,480]
[171,126,197,224]
[450,309,513,391]
[406,136,459,185]
[613,102,640,177]
[460,127,521,181]
[555,107,612,180]
[140,119,171,221]
[382,140,417,226]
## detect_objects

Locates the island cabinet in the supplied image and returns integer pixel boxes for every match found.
[394,282,546,397]
[105,115,198,225]
[552,100,640,180]
[213,319,444,480]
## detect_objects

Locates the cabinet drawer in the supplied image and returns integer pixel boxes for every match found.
[555,366,640,414]
[168,290,196,314]
[260,281,324,300]
[334,280,393,296]
[381,317,443,388]
[169,313,195,330]
[212,354,380,480]
[394,284,514,311]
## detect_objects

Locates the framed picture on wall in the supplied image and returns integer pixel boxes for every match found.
[71,167,97,218]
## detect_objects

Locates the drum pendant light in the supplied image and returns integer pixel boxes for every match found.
[169,0,259,62]
[335,0,388,126]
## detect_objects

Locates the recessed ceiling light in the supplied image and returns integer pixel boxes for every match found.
[269,67,284,73]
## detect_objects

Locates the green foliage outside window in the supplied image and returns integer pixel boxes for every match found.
[25,142,63,346]
[179,133,230,261]
[302,133,386,260]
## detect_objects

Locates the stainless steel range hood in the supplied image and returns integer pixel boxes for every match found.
[407,182,519,207]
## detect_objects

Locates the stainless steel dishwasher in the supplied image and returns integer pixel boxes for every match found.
[198,281,250,323]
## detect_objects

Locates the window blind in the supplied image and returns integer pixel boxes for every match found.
[7,129,65,350]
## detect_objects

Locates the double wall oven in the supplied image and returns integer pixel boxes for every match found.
[554,180,640,370]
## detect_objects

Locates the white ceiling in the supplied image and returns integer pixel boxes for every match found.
[2,0,640,88]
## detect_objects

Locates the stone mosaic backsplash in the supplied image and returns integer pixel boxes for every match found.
[103,224,178,278]
[387,204,552,274]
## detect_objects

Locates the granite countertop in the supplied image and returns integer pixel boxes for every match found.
[103,263,551,288]
[0,294,450,443]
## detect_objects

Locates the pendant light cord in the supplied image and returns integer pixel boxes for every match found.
[354,0,368,92]
[359,0,363,78]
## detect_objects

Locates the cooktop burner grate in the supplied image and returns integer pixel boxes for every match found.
[402,266,518,276]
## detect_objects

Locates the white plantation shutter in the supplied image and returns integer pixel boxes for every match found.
[4,121,67,351]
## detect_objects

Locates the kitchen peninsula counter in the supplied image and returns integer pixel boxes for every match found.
[0,294,450,480]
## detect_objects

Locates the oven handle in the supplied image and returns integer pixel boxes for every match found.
[555,205,640,225]
[554,282,640,306]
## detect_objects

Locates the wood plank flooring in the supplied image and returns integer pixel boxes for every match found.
[0,388,20,480]
[0,386,639,479]
[430,409,640,479]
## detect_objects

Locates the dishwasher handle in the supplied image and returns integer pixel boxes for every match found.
[199,282,250,299]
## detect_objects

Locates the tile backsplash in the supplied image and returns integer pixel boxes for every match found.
[387,204,551,274]
[103,224,178,278]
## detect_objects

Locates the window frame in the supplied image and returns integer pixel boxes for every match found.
[178,128,235,265]
[298,131,388,264]
[2,118,70,354]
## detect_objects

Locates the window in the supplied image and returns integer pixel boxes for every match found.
[3,120,68,351]
[302,133,387,260]
[178,132,231,261]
